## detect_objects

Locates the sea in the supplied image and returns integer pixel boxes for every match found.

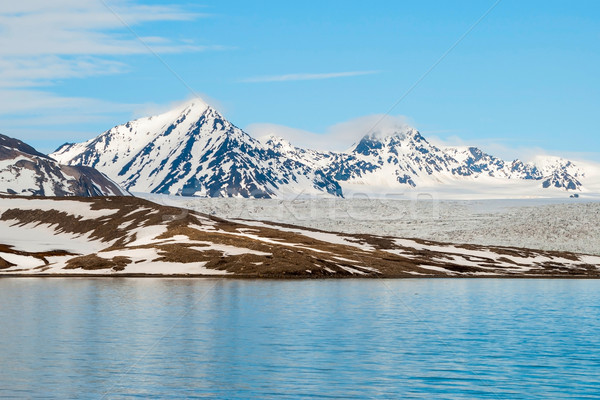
[1,278,599,399]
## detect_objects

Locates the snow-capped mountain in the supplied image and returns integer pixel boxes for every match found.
[51,98,595,198]
[0,134,128,197]
[323,127,586,192]
[52,100,340,198]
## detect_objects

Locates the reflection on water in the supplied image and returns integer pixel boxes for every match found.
[0,278,599,399]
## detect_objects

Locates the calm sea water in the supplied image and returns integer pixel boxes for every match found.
[1,278,599,399]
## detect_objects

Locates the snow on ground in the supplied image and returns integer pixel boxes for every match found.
[122,261,229,275]
[579,255,600,265]
[125,225,170,247]
[98,248,231,275]
[189,243,271,257]
[0,252,42,269]
[232,220,374,251]
[4,247,231,276]
[337,265,367,275]
[0,198,118,219]
[220,228,336,255]
[386,237,599,273]
[416,265,457,275]
[138,194,600,256]
[120,207,153,219]
[0,220,109,253]
[390,239,578,266]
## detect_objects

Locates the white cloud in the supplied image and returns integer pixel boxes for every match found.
[247,123,323,147]
[430,135,540,161]
[0,1,214,146]
[0,1,203,57]
[0,56,128,88]
[4,128,111,154]
[131,94,227,119]
[246,114,413,151]
[241,70,380,83]
[0,89,137,139]
[0,89,125,115]
[0,90,137,152]
[248,115,600,164]
[422,134,600,164]
[0,1,208,88]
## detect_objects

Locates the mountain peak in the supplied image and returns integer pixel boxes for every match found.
[141,98,213,125]
[261,134,292,146]
[173,97,211,113]
[362,123,419,141]
[0,133,128,196]
[352,125,425,157]
[0,133,52,160]
[260,135,298,156]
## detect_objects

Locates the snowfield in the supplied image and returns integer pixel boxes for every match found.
[138,194,600,256]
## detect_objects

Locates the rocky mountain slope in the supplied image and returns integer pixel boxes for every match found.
[1,195,599,277]
[326,129,585,192]
[51,100,340,198]
[51,99,593,198]
[0,134,128,197]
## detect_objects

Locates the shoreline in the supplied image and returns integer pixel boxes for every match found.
[2,273,600,279]
[2,196,600,279]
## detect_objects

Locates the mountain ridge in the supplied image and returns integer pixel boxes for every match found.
[0,133,129,197]
[51,99,596,199]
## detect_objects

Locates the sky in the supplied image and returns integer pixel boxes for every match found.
[0,0,598,161]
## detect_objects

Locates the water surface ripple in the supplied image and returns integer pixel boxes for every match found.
[1,278,599,399]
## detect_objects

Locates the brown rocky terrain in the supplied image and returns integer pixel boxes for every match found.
[1,195,599,278]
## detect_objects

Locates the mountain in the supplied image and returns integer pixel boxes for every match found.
[322,127,586,193]
[0,134,128,197]
[51,99,594,198]
[52,100,341,198]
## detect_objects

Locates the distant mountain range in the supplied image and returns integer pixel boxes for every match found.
[50,99,595,199]
[0,134,128,197]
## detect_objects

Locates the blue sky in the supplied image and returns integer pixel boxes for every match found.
[0,0,598,160]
